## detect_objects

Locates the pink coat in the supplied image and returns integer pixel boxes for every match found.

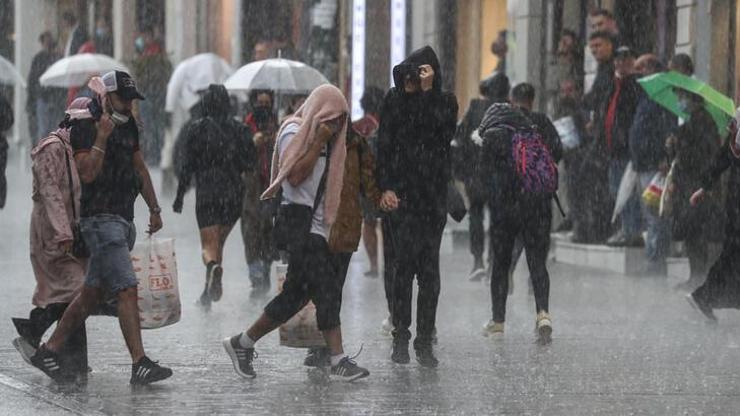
[29,130,85,307]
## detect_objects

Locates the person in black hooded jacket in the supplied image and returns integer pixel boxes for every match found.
[477,102,562,344]
[453,73,510,281]
[376,46,458,367]
[173,84,255,309]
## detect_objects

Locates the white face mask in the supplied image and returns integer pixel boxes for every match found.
[110,111,130,126]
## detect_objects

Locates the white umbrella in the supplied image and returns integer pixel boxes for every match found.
[165,53,233,113]
[224,58,328,93]
[39,53,129,88]
[611,161,639,223]
[0,55,26,87]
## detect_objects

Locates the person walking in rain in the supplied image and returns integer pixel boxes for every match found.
[687,117,740,321]
[26,32,66,143]
[354,86,384,278]
[477,102,562,344]
[12,98,91,380]
[376,46,458,367]
[304,116,383,367]
[223,85,370,382]
[241,89,278,294]
[667,90,723,291]
[28,71,172,385]
[174,84,256,308]
[453,73,509,282]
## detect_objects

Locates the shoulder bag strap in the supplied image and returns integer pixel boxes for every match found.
[312,141,331,214]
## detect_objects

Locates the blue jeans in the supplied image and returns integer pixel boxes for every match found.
[80,214,138,294]
[638,171,670,270]
[608,158,642,237]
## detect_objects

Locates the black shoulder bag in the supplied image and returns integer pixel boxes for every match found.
[63,147,89,258]
[270,143,331,252]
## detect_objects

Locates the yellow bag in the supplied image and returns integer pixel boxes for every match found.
[642,172,665,212]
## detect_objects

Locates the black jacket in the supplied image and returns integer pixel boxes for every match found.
[594,74,642,160]
[628,93,676,172]
[583,60,615,112]
[478,103,563,212]
[175,85,255,203]
[377,46,458,214]
[671,108,723,241]
[703,137,740,234]
[452,97,494,199]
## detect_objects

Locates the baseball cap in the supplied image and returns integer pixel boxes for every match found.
[615,46,636,59]
[101,70,146,100]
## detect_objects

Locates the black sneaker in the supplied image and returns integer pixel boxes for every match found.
[391,339,410,364]
[130,356,173,385]
[208,263,224,302]
[304,347,330,367]
[415,346,439,368]
[330,357,369,382]
[686,293,717,323]
[30,345,64,381]
[223,335,257,378]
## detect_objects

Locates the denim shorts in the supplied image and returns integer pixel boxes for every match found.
[80,214,137,294]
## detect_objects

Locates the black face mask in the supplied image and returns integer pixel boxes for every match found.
[253,106,273,124]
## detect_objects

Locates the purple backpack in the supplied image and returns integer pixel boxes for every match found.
[507,126,558,195]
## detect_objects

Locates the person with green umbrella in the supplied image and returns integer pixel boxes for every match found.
[666,89,724,291]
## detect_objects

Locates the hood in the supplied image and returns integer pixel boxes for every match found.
[392,45,442,91]
[200,84,231,118]
[478,102,533,138]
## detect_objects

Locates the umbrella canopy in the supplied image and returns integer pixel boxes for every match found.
[638,71,735,135]
[224,58,328,93]
[0,55,26,87]
[39,53,129,88]
[165,53,233,112]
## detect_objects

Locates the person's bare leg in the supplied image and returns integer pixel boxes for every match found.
[321,326,344,356]
[362,220,379,273]
[217,224,235,263]
[245,313,281,342]
[199,226,221,265]
[117,287,145,363]
[45,286,103,352]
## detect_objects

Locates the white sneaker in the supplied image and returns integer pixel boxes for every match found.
[536,311,552,344]
[12,337,36,365]
[482,320,504,338]
[380,317,394,336]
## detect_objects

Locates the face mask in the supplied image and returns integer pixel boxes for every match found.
[253,106,272,124]
[677,99,690,114]
[135,37,145,53]
[110,111,130,126]
[96,28,108,38]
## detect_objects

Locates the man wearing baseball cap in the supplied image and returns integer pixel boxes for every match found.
[30,70,172,385]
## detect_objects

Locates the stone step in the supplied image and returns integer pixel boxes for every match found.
[551,234,649,275]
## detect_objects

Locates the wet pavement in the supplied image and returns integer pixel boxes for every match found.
[2,159,740,415]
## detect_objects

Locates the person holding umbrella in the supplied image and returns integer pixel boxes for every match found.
[666,89,724,290]
[687,117,740,321]
[174,84,256,308]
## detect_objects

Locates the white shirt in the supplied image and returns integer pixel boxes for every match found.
[277,122,329,239]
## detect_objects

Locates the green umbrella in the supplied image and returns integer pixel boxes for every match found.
[638,71,735,135]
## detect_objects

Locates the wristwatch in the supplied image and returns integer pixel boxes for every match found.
[150,206,162,215]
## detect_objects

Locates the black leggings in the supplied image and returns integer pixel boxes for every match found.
[489,199,552,323]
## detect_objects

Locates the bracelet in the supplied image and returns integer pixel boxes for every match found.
[92,145,106,155]
[150,206,162,215]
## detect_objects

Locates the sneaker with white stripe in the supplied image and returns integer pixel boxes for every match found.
[330,357,369,382]
[30,345,64,382]
[223,335,257,378]
[130,356,173,385]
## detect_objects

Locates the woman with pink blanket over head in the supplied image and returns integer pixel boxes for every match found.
[12,98,93,379]
[222,85,370,382]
